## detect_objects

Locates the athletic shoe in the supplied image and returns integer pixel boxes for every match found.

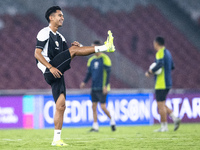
[174,118,181,131]
[111,125,116,131]
[51,140,68,146]
[154,127,168,132]
[89,128,99,132]
[104,30,115,52]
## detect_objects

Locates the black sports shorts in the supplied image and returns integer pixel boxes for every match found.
[44,50,71,103]
[91,90,107,104]
[155,89,170,102]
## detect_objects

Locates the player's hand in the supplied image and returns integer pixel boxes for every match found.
[80,82,85,89]
[50,67,62,78]
[145,71,150,77]
[71,41,80,47]
[103,86,108,95]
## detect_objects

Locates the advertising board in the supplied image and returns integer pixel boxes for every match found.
[0,96,23,128]
[152,94,200,123]
[43,94,153,128]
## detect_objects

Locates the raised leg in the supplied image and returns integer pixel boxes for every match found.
[69,46,96,59]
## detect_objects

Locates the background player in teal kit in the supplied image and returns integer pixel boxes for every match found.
[145,36,181,132]
[80,40,116,132]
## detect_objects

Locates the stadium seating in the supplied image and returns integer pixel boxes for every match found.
[66,5,200,89]
[0,14,46,89]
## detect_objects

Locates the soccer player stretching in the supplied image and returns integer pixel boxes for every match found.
[145,37,181,132]
[34,6,115,146]
[80,40,116,132]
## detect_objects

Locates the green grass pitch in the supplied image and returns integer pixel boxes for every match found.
[0,123,199,150]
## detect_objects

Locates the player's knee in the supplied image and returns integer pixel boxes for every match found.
[62,105,66,111]
[158,106,166,114]
[158,108,163,114]
[92,104,97,111]
[157,102,165,108]
[100,104,106,110]
[158,104,165,110]
[158,106,163,112]
[56,104,66,111]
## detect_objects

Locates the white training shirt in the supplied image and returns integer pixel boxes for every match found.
[36,26,68,73]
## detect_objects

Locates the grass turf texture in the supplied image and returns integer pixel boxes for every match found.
[0,123,199,150]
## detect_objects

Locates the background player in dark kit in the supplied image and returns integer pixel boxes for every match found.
[80,40,116,132]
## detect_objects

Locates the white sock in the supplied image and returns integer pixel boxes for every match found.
[93,122,99,130]
[161,122,165,128]
[95,45,107,53]
[110,118,115,125]
[164,122,168,129]
[170,112,177,122]
[161,122,168,129]
[53,130,61,142]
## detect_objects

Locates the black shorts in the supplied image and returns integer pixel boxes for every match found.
[44,50,71,103]
[155,89,170,102]
[91,90,107,104]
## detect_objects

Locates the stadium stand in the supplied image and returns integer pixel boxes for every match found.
[172,0,200,23]
[57,0,150,13]
[1,0,200,89]
[173,0,200,28]
[0,14,47,89]
[65,5,200,89]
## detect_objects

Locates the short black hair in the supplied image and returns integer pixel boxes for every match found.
[155,36,165,46]
[92,40,102,46]
[45,6,61,23]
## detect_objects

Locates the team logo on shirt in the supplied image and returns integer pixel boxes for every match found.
[55,41,59,47]
[94,61,99,69]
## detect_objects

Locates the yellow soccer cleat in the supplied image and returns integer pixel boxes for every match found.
[51,140,68,147]
[104,30,116,52]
